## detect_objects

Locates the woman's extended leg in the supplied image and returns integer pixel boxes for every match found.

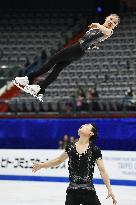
[13,42,84,101]
[37,61,71,94]
[27,42,84,84]
[20,61,71,101]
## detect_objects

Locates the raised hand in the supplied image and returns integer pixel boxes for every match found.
[32,163,44,173]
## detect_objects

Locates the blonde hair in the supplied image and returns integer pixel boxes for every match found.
[110,14,120,24]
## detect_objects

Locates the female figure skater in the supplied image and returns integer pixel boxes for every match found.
[32,123,117,205]
[13,14,120,101]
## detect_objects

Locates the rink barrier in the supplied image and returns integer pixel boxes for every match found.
[0,175,136,186]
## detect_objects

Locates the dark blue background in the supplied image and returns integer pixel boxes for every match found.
[0,118,136,150]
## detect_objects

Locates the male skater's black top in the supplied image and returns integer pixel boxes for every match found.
[65,140,102,191]
[79,28,113,51]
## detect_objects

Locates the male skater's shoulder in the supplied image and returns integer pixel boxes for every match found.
[64,142,75,156]
[91,143,103,161]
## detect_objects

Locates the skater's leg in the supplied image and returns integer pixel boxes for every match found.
[82,190,101,205]
[14,60,71,102]
[28,42,84,84]
[65,190,80,205]
[37,61,71,95]
[13,53,60,87]
[14,42,84,88]
[27,54,61,84]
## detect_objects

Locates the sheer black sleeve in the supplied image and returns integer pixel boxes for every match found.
[65,143,71,155]
[93,145,102,161]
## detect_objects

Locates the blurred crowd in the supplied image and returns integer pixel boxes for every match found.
[65,84,136,113]
[58,134,78,149]
[123,85,136,109]
[65,86,99,113]
[75,86,99,111]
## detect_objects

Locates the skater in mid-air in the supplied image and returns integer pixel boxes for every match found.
[32,123,117,205]
[13,14,120,101]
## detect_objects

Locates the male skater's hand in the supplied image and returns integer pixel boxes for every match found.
[32,163,44,173]
[106,189,117,204]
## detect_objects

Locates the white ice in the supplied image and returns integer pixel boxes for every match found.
[0,181,135,205]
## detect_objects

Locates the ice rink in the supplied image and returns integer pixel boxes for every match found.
[0,180,135,205]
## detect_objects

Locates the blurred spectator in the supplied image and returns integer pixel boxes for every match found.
[70,136,75,143]
[58,135,77,149]
[93,87,99,98]
[58,140,64,149]
[125,86,133,97]
[78,87,86,98]
[123,86,134,109]
[76,87,86,111]
[87,88,94,103]
[66,101,73,113]
[87,86,99,111]
[87,87,98,102]
[76,94,84,111]
[92,87,99,110]
[130,92,136,105]
[62,134,69,149]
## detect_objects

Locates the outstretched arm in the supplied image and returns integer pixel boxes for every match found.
[96,159,117,205]
[88,23,111,38]
[32,151,68,173]
[88,23,98,29]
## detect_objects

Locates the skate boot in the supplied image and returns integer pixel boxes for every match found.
[13,76,29,91]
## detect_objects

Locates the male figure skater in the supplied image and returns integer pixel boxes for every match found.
[32,123,117,205]
[13,14,120,101]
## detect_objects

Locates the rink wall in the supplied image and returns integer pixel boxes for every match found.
[0,118,136,150]
[0,118,136,186]
[0,149,136,186]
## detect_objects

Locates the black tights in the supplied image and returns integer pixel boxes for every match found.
[27,42,84,94]
[65,189,101,205]
[38,61,71,94]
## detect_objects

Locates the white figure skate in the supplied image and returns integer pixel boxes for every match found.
[13,76,43,102]
[24,85,44,102]
[13,76,29,91]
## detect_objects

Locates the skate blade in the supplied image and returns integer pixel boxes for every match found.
[37,96,44,102]
[32,93,43,102]
[31,93,43,102]
[24,86,44,102]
